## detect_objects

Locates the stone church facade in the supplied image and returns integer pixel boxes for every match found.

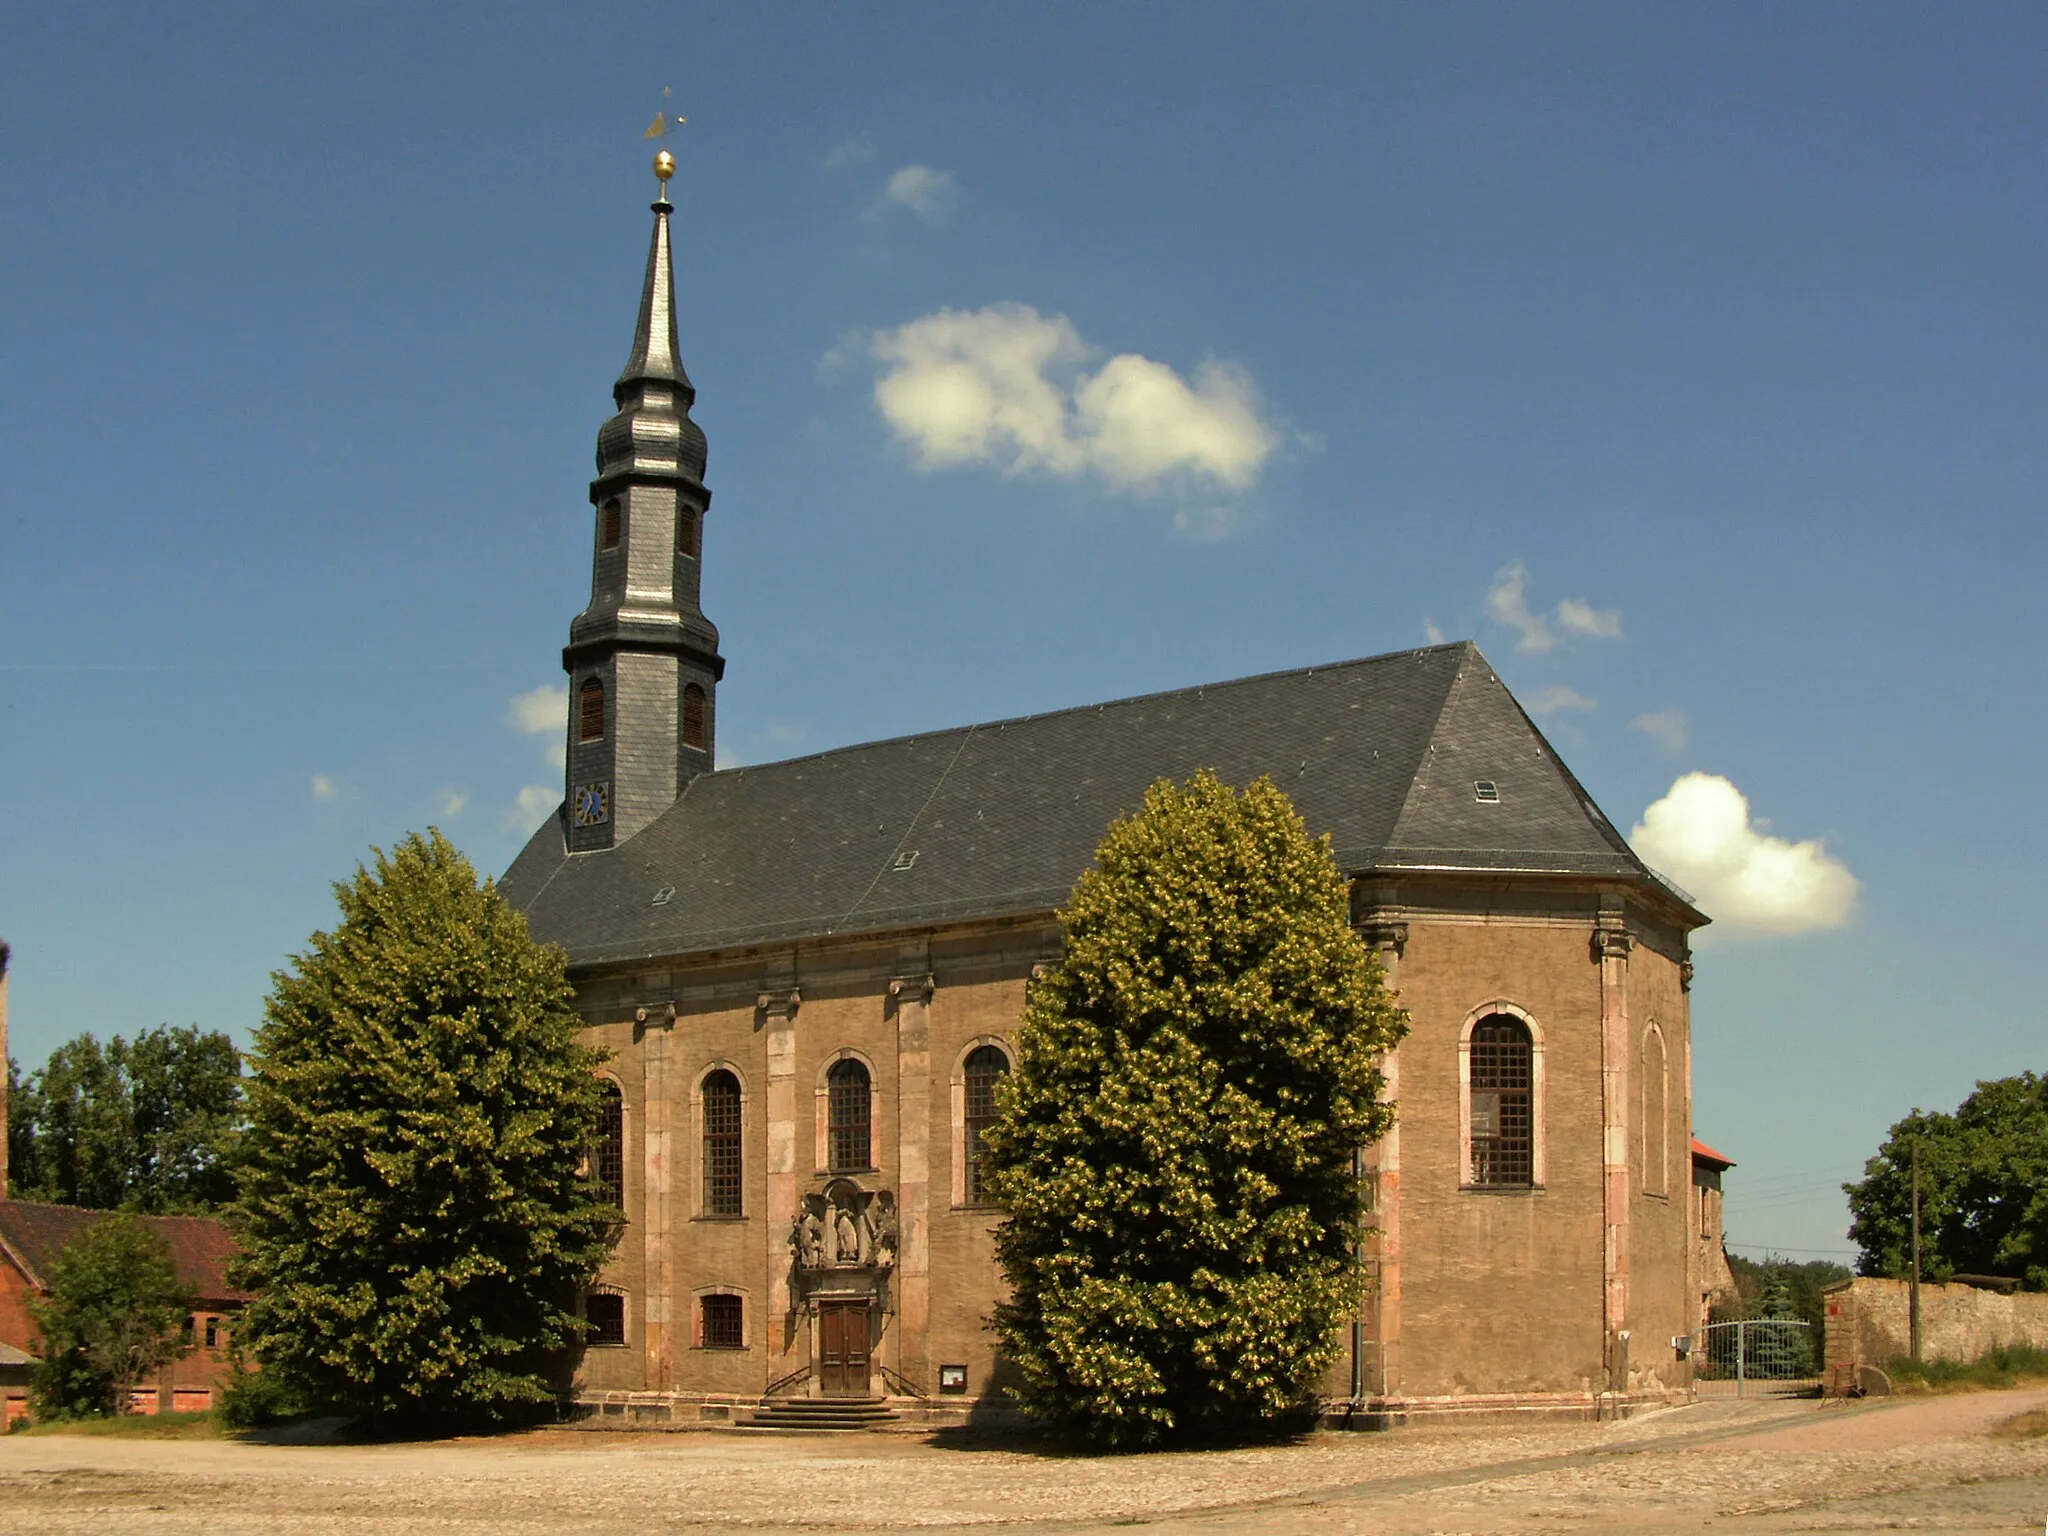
[502,168,1711,1425]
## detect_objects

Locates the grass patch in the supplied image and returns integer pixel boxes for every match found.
[1884,1341,2048,1394]
[1993,1407,2048,1441]
[14,1409,222,1439]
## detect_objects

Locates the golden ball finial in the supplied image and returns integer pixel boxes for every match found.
[653,149,676,182]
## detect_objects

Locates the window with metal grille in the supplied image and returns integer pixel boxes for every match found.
[682,683,708,749]
[678,505,700,558]
[827,1059,871,1172]
[1469,1016,1533,1187]
[578,678,605,743]
[962,1045,1010,1204]
[593,1080,624,1209]
[702,1069,742,1216]
[601,499,622,549]
[586,1291,626,1347]
[700,1292,743,1349]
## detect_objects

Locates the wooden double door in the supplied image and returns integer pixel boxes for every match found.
[817,1301,872,1396]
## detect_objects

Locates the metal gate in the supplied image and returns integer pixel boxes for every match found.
[1696,1319,1819,1397]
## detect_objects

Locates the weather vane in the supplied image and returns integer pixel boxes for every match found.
[644,86,685,190]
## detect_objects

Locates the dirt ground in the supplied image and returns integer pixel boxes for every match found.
[2,1388,2044,1534]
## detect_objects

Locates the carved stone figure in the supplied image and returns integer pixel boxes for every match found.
[794,1206,825,1269]
[834,1204,862,1265]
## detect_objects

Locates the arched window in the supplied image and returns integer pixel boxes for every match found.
[702,1069,742,1216]
[1468,1015,1533,1187]
[578,678,605,743]
[699,1292,743,1350]
[677,505,700,558]
[601,498,622,550]
[962,1046,1009,1204]
[827,1059,871,1173]
[592,1079,624,1209]
[682,683,708,750]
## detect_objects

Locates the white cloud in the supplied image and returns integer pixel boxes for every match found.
[1523,683,1597,716]
[867,304,1280,508]
[1423,619,1448,646]
[824,133,877,169]
[503,784,558,832]
[509,684,564,735]
[310,774,338,802]
[1630,708,1689,753]
[1630,773,1859,935]
[436,789,468,819]
[1483,561,1624,654]
[509,683,568,769]
[761,721,808,747]
[872,163,956,221]
[1555,596,1624,640]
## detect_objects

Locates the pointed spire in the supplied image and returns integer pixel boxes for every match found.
[617,159,693,403]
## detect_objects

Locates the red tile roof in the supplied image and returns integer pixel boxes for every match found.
[0,1200,248,1304]
[1690,1137,1735,1170]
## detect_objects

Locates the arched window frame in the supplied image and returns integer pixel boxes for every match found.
[677,503,701,559]
[590,1074,626,1213]
[691,1286,748,1351]
[584,1282,628,1348]
[950,1038,1014,1208]
[1459,1002,1546,1191]
[578,677,606,743]
[682,683,708,750]
[814,1050,880,1174]
[696,1063,746,1219]
[1639,1021,1670,1199]
[600,498,622,551]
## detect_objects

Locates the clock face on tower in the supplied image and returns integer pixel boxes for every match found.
[572,781,611,827]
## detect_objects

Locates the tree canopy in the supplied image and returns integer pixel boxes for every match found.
[982,770,1405,1445]
[1844,1072,2048,1291]
[230,830,618,1429]
[28,1213,195,1420]
[7,1025,243,1213]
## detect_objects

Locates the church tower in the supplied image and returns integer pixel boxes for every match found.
[563,151,724,852]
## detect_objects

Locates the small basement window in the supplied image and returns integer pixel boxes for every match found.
[1473,780,1500,803]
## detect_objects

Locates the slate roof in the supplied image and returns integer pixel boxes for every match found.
[503,641,1699,968]
[0,1201,248,1305]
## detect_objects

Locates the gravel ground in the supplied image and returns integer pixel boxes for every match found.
[1,1389,2043,1534]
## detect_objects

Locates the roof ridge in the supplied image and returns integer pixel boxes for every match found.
[711,642,1478,780]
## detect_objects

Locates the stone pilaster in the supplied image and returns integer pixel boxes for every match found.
[637,1000,676,1385]
[890,963,935,1392]
[1594,909,1633,1399]
[759,981,802,1367]
[1358,918,1407,1401]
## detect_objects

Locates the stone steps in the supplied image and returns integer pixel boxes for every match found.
[742,1395,900,1432]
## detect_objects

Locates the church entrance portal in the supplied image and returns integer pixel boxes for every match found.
[818,1301,871,1396]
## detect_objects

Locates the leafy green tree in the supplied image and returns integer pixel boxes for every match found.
[8,1026,243,1213]
[983,771,1405,1446]
[27,1214,195,1420]
[230,830,617,1430]
[1845,1073,2048,1291]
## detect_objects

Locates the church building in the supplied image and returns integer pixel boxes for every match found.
[502,159,1711,1426]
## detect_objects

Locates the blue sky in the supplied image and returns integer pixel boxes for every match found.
[3,4,2043,1262]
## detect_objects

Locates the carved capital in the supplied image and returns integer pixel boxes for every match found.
[1591,927,1634,963]
[1357,920,1409,958]
[888,973,935,1005]
[755,986,802,1019]
[632,1001,677,1029]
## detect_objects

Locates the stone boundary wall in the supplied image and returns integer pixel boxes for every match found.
[1824,1277,2048,1386]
